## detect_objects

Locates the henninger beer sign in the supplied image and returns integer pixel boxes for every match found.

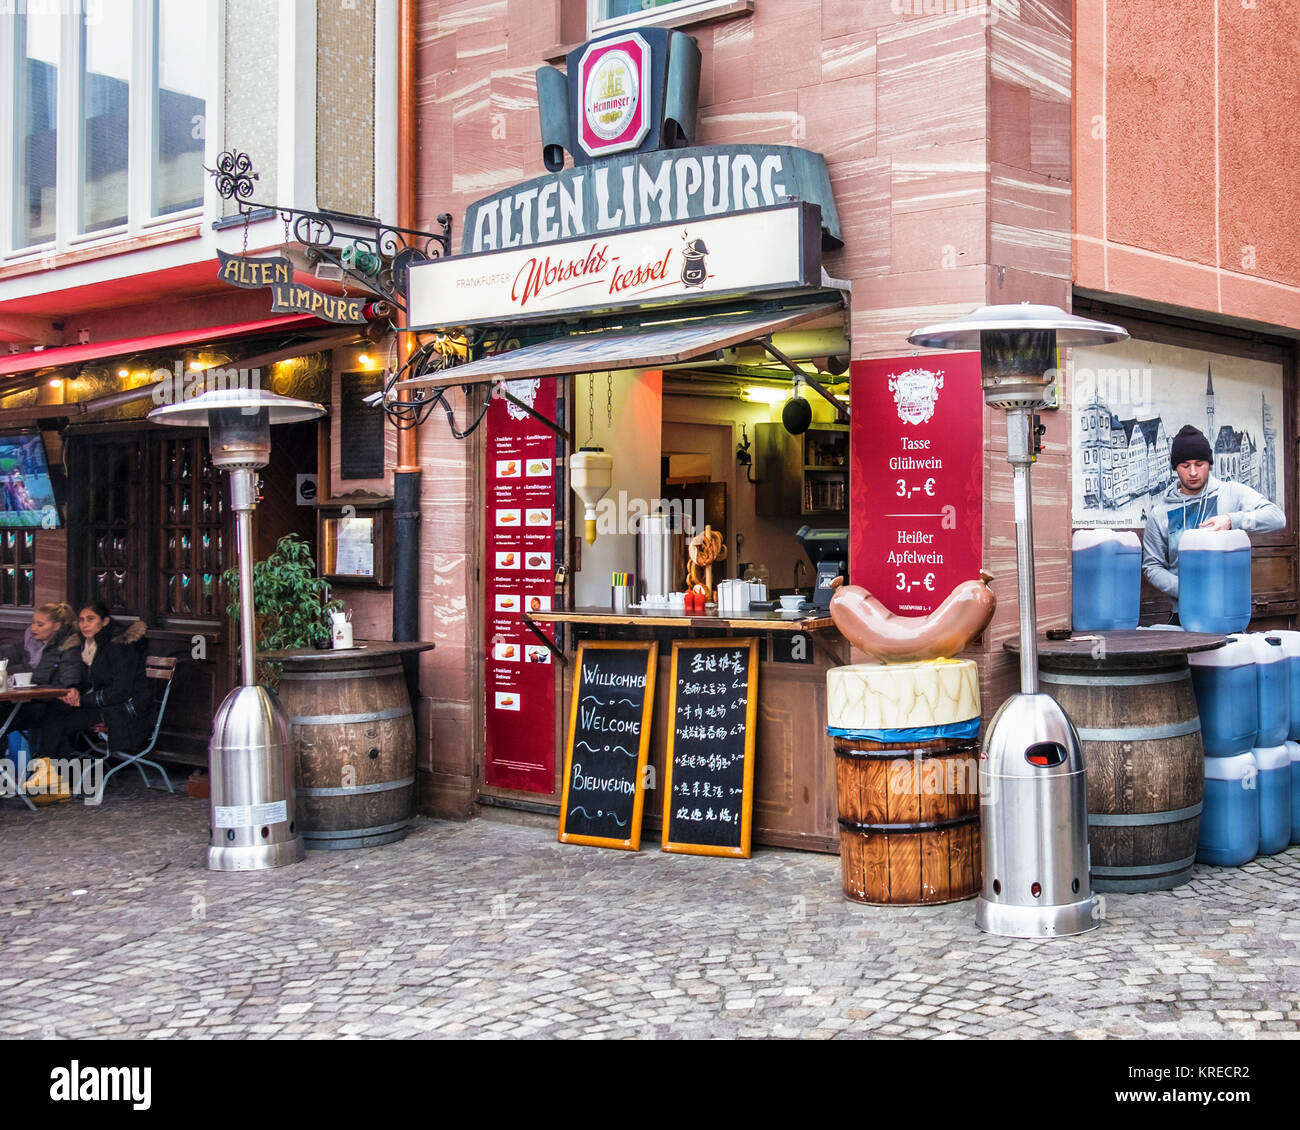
[579,33,651,158]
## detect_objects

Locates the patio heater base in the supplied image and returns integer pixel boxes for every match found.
[205,685,304,872]
[975,895,1100,939]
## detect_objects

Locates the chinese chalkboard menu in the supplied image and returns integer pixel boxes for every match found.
[662,638,758,858]
[558,641,658,851]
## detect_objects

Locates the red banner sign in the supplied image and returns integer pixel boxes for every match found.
[850,354,984,616]
[484,379,559,793]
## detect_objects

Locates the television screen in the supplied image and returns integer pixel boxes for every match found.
[0,433,60,529]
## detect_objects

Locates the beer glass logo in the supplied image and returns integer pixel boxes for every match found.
[585,51,639,141]
[888,367,945,426]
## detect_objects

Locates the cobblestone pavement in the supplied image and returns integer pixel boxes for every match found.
[2,779,1299,1040]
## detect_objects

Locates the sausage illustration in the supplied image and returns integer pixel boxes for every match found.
[828,571,996,663]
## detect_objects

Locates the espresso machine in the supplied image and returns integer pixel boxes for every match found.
[795,526,848,611]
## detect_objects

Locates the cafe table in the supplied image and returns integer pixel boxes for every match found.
[0,684,77,812]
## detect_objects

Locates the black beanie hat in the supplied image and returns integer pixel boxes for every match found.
[1170,425,1212,468]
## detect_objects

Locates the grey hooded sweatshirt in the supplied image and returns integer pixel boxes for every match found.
[1142,474,1284,604]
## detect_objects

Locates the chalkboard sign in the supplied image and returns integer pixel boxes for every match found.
[558,641,658,850]
[662,638,758,858]
[340,370,385,479]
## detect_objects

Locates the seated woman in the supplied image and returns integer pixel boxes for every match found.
[6,602,81,770]
[39,602,152,761]
[26,602,83,687]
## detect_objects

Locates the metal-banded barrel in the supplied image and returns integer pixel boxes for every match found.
[832,735,981,905]
[1039,662,1203,891]
[274,654,417,850]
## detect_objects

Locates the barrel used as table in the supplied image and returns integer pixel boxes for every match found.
[262,640,434,850]
[833,735,981,905]
[827,659,982,905]
[1012,630,1225,893]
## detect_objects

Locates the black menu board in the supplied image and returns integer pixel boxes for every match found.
[340,371,385,480]
[662,638,758,858]
[558,641,658,851]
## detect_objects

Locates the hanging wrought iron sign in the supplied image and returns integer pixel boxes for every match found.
[267,283,368,324]
[206,150,452,312]
[216,249,293,289]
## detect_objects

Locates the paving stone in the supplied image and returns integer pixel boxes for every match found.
[4,778,1300,1038]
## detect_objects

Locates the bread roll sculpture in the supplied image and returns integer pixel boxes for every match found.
[829,570,996,663]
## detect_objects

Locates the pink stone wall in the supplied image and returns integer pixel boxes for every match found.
[1074,0,1300,329]
[414,0,1079,806]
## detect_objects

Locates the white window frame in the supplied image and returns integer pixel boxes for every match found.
[588,0,754,36]
[0,0,213,264]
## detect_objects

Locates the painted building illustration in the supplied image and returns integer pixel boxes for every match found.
[1076,362,1278,520]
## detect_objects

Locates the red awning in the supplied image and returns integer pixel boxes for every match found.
[0,314,321,378]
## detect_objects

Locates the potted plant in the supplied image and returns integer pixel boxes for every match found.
[223,533,343,685]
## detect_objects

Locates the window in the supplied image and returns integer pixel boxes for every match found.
[69,432,228,621]
[158,436,225,619]
[0,530,36,610]
[80,8,131,233]
[589,0,753,35]
[2,0,214,256]
[12,6,59,249]
[152,0,207,217]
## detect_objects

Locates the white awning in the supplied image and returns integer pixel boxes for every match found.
[395,302,842,390]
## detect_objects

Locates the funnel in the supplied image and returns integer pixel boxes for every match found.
[569,447,613,544]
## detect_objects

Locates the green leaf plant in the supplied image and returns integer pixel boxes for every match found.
[223,533,343,687]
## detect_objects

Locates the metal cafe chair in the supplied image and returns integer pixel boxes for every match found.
[80,656,179,801]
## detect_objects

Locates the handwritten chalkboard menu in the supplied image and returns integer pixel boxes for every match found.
[662,638,758,858]
[558,641,658,851]
[340,371,385,480]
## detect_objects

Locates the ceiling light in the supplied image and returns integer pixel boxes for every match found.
[741,385,789,405]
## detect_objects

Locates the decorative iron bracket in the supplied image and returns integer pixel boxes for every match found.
[207,149,452,311]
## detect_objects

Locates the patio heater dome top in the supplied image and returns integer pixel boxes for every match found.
[147,386,326,429]
[149,387,325,471]
[906,302,1130,351]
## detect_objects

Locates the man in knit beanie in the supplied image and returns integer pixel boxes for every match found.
[1142,424,1283,612]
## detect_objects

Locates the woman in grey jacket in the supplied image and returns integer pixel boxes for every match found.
[25,602,83,688]
[1142,426,1285,611]
[8,602,81,765]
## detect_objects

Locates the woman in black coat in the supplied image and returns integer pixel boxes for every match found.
[40,602,153,757]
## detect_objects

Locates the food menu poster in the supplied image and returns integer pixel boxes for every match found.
[849,354,983,617]
[484,377,560,793]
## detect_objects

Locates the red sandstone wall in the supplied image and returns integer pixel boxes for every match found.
[414,0,1079,806]
[1074,0,1300,329]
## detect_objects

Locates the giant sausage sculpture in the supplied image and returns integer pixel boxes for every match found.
[828,571,997,663]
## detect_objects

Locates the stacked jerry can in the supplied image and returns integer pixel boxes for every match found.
[1190,631,1298,864]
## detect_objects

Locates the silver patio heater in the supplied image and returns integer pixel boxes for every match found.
[149,386,325,871]
[907,303,1128,937]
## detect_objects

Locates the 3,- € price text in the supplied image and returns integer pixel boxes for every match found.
[895,478,936,498]
[895,572,936,592]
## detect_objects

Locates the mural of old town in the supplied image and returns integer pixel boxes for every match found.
[1070,339,1285,528]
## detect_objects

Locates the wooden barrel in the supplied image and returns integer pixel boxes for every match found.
[273,650,417,850]
[832,736,981,905]
[1040,660,1204,891]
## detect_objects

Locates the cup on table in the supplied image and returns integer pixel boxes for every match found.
[611,584,633,613]
[10,672,32,688]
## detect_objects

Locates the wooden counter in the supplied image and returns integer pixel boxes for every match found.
[527,606,835,632]
[526,607,847,854]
